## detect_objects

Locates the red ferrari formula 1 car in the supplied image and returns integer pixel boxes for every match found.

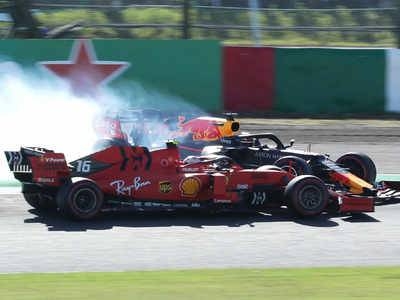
[202,133,400,204]
[5,142,373,220]
[93,109,240,157]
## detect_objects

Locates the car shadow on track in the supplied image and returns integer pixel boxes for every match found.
[23,208,378,232]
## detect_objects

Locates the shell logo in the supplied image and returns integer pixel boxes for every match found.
[179,177,201,197]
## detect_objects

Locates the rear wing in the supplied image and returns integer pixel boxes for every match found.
[4,147,71,186]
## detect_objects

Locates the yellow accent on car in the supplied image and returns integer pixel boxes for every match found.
[219,120,240,137]
[180,177,201,197]
[346,173,374,194]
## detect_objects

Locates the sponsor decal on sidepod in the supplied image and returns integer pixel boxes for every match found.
[110,176,151,196]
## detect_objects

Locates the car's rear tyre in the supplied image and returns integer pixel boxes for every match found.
[274,156,312,176]
[284,175,328,217]
[22,183,54,210]
[23,193,52,210]
[335,152,377,183]
[56,179,104,220]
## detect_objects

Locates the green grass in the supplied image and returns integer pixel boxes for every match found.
[0,180,19,187]
[377,174,400,181]
[1,267,400,300]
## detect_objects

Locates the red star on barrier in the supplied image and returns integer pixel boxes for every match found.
[39,39,130,95]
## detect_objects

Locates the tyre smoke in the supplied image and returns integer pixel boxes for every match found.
[0,61,206,183]
[0,61,102,182]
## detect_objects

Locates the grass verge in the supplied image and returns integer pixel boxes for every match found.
[0,180,19,187]
[1,267,400,300]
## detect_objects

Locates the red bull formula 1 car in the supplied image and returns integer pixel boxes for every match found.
[5,142,374,220]
[201,133,400,203]
[93,109,240,157]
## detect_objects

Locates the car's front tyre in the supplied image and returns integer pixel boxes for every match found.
[284,175,328,217]
[336,152,377,184]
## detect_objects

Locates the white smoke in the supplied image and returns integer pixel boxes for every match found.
[0,61,102,182]
[0,61,207,183]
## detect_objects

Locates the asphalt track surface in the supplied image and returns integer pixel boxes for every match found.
[1,119,400,274]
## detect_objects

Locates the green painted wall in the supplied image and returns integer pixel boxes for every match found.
[0,39,73,64]
[1,40,387,115]
[0,39,221,112]
[275,48,385,114]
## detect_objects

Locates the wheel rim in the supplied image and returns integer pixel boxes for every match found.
[281,164,299,176]
[72,188,97,213]
[298,186,323,211]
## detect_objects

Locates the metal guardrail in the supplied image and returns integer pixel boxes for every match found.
[1,1,399,44]
[32,5,398,28]
[192,25,398,33]
[89,23,182,29]
[32,3,182,9]
[194,5,397,12]
[88,23,398,33]
[30,3,398,13]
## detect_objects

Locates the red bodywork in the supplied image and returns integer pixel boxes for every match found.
[29,153,70,187]
[177,116,237,141]
[328,190,374,213]
[32,143,291,205]
[6,142,374,216]
[94,116,126,141]
[94,111,239,150]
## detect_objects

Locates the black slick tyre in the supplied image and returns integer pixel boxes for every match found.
[22,183,53,210]
[335,152,377,183]
[56,179,104,220]
[284,175,328,217]
[23,193,51,210]
[275,156,312,176]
